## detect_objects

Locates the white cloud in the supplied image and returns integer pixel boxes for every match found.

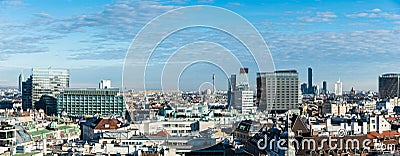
[0,0,25,6]
[298,11,337,22]
[346,9,400,20]
[369,8,382,13]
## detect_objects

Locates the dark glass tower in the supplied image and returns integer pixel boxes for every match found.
[308,67,314,94]
[301,83,308,94]
[379,73,400,98]
[22,76,32,110]
[322,81,327,94]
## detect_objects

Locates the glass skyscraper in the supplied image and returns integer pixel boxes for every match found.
[379,73,400,98]
[31,68,69,108]
[22,76,32,110]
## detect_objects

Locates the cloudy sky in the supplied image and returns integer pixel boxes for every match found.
[1,0,400,91]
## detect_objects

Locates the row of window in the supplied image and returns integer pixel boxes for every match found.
[171,130,191,133]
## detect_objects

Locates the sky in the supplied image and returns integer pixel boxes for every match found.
[1,0,400,92]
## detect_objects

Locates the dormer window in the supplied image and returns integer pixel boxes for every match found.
[105,124,109,128]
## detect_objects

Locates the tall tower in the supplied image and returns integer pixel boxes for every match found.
[307,67,313,94]
[334,79,343,96]
[18,72,24,93]
[322,81,327,95]
[212,74,215,94]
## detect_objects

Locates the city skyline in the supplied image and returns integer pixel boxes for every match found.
[1,0,400,91]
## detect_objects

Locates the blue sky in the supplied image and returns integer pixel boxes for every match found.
[1,0,400,91]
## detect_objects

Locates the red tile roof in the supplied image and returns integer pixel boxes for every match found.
[367,131,400,139]
[387,117,398,121]
[93,118,121,130]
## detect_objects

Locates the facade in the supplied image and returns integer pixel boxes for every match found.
[257,70,299,112]
[133,120,199,136]
[334,79,343,96]
[379,73,400,98]
[322,103,350,116]
[35,95,57,116]
[56,88,125,116]
[322,81,327,95]
[307,67,313,94]
[99,80,111,89]
[239,91,256,114]
[29,68,69,109]
[22,76,32,110]
[300,83,307,94]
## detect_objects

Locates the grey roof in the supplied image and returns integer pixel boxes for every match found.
[15,125,33,145]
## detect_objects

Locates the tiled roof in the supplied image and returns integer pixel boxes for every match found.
[387,117,400,121]
[92,118,121,130]
[151,129,171,137]
[367,131,400,139]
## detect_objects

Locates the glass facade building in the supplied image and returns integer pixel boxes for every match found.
[379,73,400,98]
[30,68,69,109]
[56,88,125,116]
[22,76,32,110]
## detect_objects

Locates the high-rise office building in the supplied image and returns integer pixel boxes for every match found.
[379,73,400,98]
[307,67,314,94]
[99,80,111,89]
[32,68,69,105]
[300,83,308,95]
[230,68,255,114]
[257,70,299,112]
[57,88,125,116]
[18,73,24,93]
[236,68,249,91]
[22,76,32,110]
[230,74,236,91]
[312,85,319,95]
[22,68,70,110]
[322,81,327,95]
[334,79,343,96]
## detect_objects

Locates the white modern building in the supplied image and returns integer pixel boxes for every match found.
[240,91,256,114]
[133,120,199,137]
[334,79,343,96]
